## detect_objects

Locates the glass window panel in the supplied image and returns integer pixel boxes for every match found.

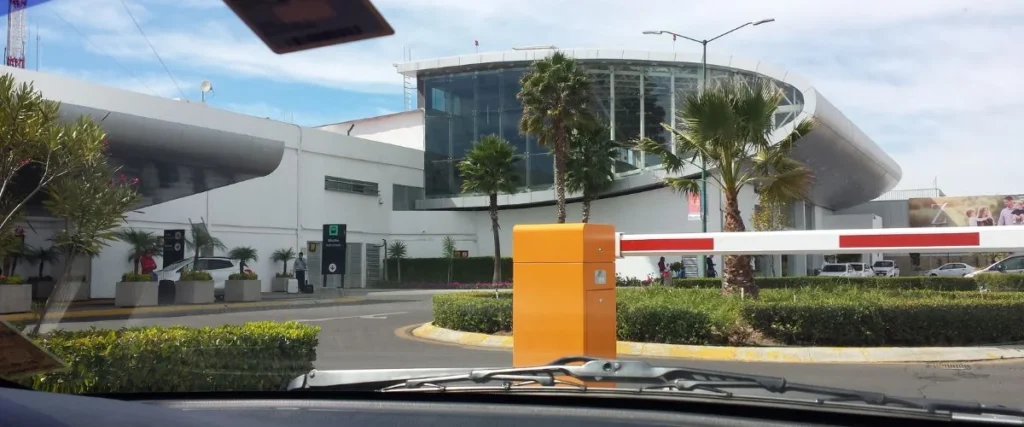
[528,153,554,189]
[452,158,465,194]
[425,160,454,197]
[476,71,501,114]
[500,68,526,111]
[500,109,527,153]
[423,76,447,112]
[512,154,528,192]
[476,109,501,143]
[447,72,475,116]
[588,70,612,126]
[451,115,474,158]
[424,112,450,157]
[643,73,672,168]
[613,67,642,172]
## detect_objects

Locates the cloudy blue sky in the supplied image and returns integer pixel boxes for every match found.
[14,0,1024,196]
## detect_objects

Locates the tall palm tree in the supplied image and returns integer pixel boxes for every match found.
[566,120,619,223]
[635,77,815,298]
[227,246,259,274]
[518,51,591,224]
[271,247,296,276]
[186,220,225,268]
[458,134,520,283]
[387,240,407,283]
[114,228,162,274]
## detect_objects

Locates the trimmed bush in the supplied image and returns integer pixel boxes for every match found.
[975,273,1024,291]
[433,288,1024,347]
[386,257,512,284]
[23,321,319,393]
[629,276,982,291]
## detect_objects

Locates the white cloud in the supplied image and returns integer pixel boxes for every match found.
[29,0,1024,196]
[41,66,198,99]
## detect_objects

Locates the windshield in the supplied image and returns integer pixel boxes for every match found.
[2,0,1024,415]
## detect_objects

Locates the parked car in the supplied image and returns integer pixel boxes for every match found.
[924,262,975,277]
[153,256,239,300]
[819,263,855,277]
[871,260,900,277]
[847,262,874,277]
[965,255,1024,278]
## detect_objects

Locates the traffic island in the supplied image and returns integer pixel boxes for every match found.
[410,322,1024,364]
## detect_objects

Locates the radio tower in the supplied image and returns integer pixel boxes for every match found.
[5,0,27,68]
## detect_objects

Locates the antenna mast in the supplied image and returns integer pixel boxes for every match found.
[5,0,27,68]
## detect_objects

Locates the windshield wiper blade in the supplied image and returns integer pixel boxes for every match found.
[290,356,1024,418]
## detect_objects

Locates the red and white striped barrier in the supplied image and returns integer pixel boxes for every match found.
[615,226,1024,257]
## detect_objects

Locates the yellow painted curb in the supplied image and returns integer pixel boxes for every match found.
[0,297,362,322]
[411,323,1024,364]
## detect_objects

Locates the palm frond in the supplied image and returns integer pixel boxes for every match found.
[663,177,702,195]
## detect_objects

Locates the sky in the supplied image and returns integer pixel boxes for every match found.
[12,0,1024,196]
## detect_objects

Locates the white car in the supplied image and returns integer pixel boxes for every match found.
[847,262,874,277]
[965,255,1024,278]
[153,256,240,299]
[924,262,975,277]
[819,263,855,277]
[871,260,900,277]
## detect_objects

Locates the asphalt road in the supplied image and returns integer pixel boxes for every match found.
[50,290,1024,408]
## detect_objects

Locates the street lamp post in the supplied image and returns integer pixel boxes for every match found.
[643,19,774,278]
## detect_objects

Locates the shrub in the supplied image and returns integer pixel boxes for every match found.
[387,257,512,284]
[433,288,1024,347]
[654,276,979,291]
[23,321,319,393]
[120,272,152,282]
[275,272,294,278]
[974,273,1024,291]
[0,274,24,284]
[180,270,212,281]
[229,271,259,280]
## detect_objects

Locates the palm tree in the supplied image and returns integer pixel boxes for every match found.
[227,246,259,274]
[23,245,58,280]
[566,120,619,223]
[271,247,296,276]
[458,134,520,283]
[518,51,592,224]
[635,77,815,298]
[442,236,457,285]
[387,240,407,283]
[185,220,226,267]
[114,228,162,274]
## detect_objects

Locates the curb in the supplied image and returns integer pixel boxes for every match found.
[411,323,1024,364]
[0,297,365,322]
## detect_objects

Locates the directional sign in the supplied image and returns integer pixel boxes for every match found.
[322,224,346,275]
[163,229,186,268]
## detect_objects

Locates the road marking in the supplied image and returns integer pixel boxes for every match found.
[294,311,407,322]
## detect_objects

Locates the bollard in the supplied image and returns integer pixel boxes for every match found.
[511,223,617,368]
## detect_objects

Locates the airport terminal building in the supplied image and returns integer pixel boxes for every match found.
[5,48,902,298]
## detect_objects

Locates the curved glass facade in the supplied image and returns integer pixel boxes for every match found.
[420,61,805,198]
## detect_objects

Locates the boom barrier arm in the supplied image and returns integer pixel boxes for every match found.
[616,226,1024,257]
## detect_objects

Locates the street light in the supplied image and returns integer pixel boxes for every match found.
[643,18,774,278]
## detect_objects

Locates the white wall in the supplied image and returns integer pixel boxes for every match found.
[318,111,425,151]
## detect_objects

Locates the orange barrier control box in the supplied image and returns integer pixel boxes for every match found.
[511,223,617,368]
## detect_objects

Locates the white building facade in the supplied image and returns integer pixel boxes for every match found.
[4,48,902,299]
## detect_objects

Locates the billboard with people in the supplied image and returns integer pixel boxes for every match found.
[908,194,1024,227]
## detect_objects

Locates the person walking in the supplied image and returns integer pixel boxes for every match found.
[293,251,308,293]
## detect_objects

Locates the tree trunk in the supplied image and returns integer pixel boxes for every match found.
[721,190,758,298]
[489,193,501,284]
[553,127,568,224]
[32,247,79,336]
[133,257,140,274]
[37,261,44,278]
[581,198,592,223]
[397,259,402,283]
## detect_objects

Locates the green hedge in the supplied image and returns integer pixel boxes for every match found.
[386,257,512,284]
[22,321,319,393]
[655,276,980,291]
[433,288,1024,347]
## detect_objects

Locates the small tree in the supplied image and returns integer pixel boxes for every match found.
[186,219,225,266]
[442,236,456,285]
[23,245,58,280]
[388,240,407,283]
[114,228,162,274]
[271,247,296,276]
[227,246,258,274]
[751,192,793,277]
[566,120,618,223]
[458,134,520,283]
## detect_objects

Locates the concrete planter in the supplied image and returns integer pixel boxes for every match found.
[271,277,293,292]
[115,281,159,307]
[225,280,262,302]
[32,280,55,300]
[48,280,91,302]
[0,284,32,314]
[174,281,215,304]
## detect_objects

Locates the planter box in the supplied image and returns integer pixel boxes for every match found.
[32,280,55,300]
[115,281,159,307]
[174,281,215,304]
[47,280,91,302]
[271,277,293,292]
[224,280,261,302]
[0,284,32,314]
